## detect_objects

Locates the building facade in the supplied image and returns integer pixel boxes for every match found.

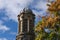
[16,8,35,40]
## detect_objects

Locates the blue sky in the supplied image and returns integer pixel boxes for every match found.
[0,0,51,40]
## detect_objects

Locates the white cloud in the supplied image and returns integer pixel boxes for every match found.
[9,32,17,35]
[0,38,7,40]
[0,0,48,22]
[34,1,48,11]
[0,0,34,22]
[32,10,46,16]
[0,20,10,33]
[0,25,10,31]
[1,16,9,21]
[0,0,5,9]
[0,20,3,25]
[32,0,48,16]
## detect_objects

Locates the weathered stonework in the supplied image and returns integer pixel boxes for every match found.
[16,8,35,40]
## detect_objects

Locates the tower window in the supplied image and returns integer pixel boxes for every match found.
[23,19,28,32]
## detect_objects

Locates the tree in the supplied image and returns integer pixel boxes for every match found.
[35,0,60,40]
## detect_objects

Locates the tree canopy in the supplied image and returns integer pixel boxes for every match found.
[35,0,60,40]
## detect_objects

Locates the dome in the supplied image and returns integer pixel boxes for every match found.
[23,7,32,13]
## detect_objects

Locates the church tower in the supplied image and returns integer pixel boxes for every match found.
[16,8,35,40]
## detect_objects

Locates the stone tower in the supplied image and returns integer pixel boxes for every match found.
[16,8,35,40]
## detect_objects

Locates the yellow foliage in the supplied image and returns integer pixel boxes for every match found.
[35,0,60,32]
[35,0,60,40]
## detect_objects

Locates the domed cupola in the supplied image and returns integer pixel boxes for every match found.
[23,7,32,13]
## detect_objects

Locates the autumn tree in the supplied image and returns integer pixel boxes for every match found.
[35,0,60,40]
